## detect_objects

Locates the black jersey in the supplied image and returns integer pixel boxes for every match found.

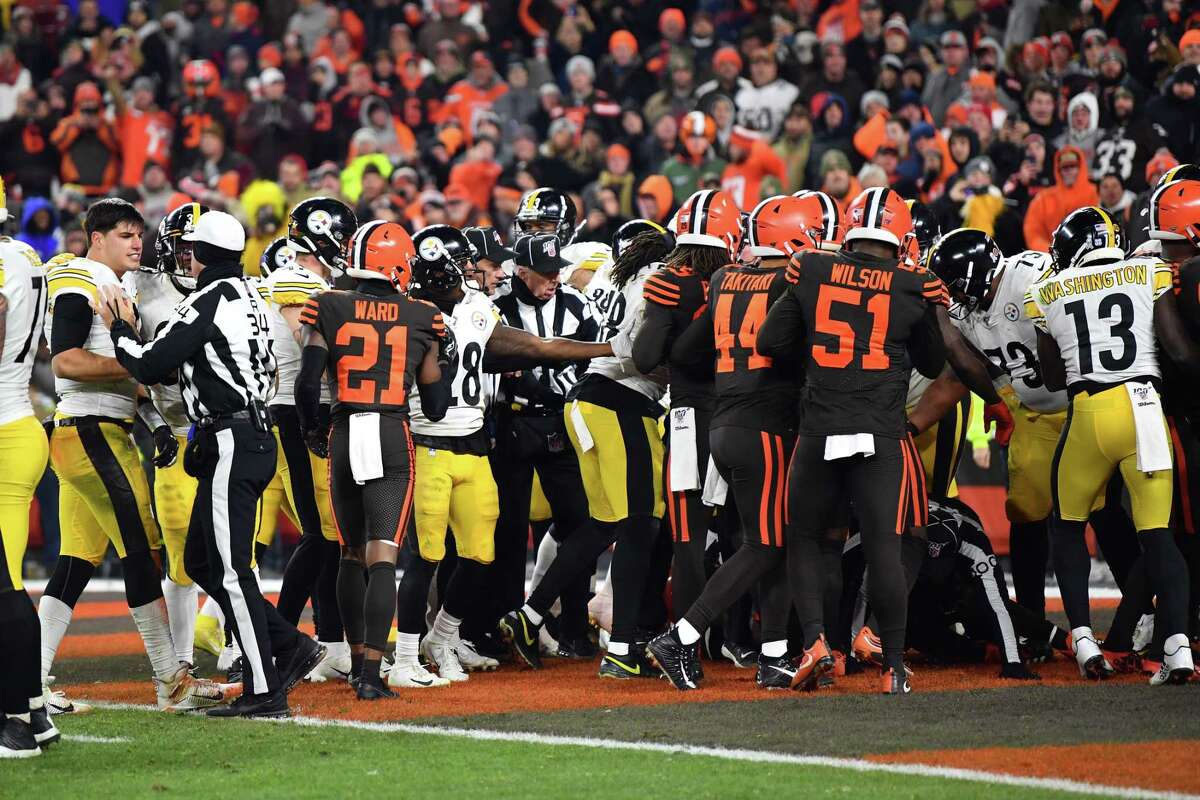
[301,290,444,420]
[759,248,948,439]
[1163,256,1200,422]
[639,265,715,412]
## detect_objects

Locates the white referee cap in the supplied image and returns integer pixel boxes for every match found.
[183,210,246,252]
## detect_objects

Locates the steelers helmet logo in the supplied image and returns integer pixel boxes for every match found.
[418,235,445,261]
[472,310,488,330]
[307,209,333,236]
[273,244,298,271]
[1004,302,1019,321]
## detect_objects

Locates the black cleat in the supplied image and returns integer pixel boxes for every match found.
[0,718,40,759]
[599,645,660,680]
[355,676,397,701]
[498,610,543,669]
[721,642,759,669]
[227,656,245,685]
[556,637,598,659]
[277,638,327,695]
[30,707,59,748]
[206,691,290,718]
[881,666,913,695]
[756,654,798,689]
[646,629,699,689]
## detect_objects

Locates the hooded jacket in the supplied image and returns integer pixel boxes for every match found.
[1023,145,1099,252]
[1146,66,1200,165]
[16,197,59,262]
[1054,92,1101,166]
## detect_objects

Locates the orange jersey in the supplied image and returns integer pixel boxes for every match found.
[438,80,508,141]
[720,141,787,210]
[116,108,173,187]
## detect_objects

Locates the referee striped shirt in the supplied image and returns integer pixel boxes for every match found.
[110,271,277,420]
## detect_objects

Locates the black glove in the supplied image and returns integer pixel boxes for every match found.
[438,326,459,375]
[1000,662,1041,681]
[304,427,329,458]
[152,425,179,468]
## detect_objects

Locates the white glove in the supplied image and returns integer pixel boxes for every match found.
[610,329,634,360]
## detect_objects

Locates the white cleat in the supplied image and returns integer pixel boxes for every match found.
[42,679,92,716]
[307,641,352,683]
[1071,628,1114,680]
[156,666,243,712]
[1150,634,1195,686]
[217,643,241,673]
[387,660,450,689]
[421,636,469,682]
[1132,613,1156,652]
[456,637,499,672]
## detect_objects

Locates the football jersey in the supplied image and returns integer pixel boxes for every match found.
[584,263,667,403]
[0,239,46,426]
[1025,255,1172,388]
[1163,254,1200,420]
[562,241,613,304]
[642,264,714,412]
[46,256,140,418]
[264,266,331,407]
[707,263,798,434]
[300,288,444,419]
[122,270,192,435]
[786,249,948,438]
[958,250,1066,413]
[410,289,498,438]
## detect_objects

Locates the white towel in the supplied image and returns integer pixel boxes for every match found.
[824,433,876,461]
[568,400,594,452]
[701,455,727,507]
[348,412,383,484]
[1125,382,1172,473]
[667,407,700,492]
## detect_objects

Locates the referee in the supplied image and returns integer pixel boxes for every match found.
[94,211,322,719]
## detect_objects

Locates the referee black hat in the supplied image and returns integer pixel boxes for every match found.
[464,226,517,263]
[513,233,570,274]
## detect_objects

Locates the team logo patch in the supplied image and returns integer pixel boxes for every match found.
[1004,302,1020,321]
[471,310,488,330]
[418,236,445,261]
[927,541,945,558]
[307,209,333,236]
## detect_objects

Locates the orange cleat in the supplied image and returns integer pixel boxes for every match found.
[881,666,912,695]
[853,626,884,666]
[791,635,835,692]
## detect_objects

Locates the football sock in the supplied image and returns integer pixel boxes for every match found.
[676,619,701,646]
[1104,556,1150,652]
[861,527,907,674]
[1049,516,1092,630]
[163,579,198,665]
[683,544,780,640]
[786,530,826,649]
[363,562,396,653]
[0,591,38,715]
[395,555,436,634]
[361,657,382,685]
[43,555,94,608]
[1140,528,1189,638]
[336,558,367,646]
[122,551,165,608]
[520,604,543,626]
[443,558,486,622]
[432,609,462,642]
[314,540,344,642]
[277,533,325,625]
[758,559,791,646]
[900,531,926,595]
[761,639,787,658]
[606,640,629,656]
[610,515,659,646]
[6,712,31,724]
[395,632,419,664]
[1090,483,1140,589]
[1008,520,1049,618]
[37,595,74,682]
[129,598,181,681]
[528,531,559,595]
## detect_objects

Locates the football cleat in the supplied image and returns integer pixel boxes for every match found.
[881,666,913,695]
[599,646,659,680]
[277,638,327,695]
[158,666,243,712]
[30,706,59,747]
[355,674,397,701]
[306,641,352,683]
[1102,650,1143,675]
[387,660,451,689]
[1069,629,1114,680]
[42,682,92,716]
[0,718,40,759]
[538,624,560,657]
[791,635,836,692]
[498,609,543,670]
[721,642,759,669]
[462,631,508,662]
[421,636,469,682]
[1132,613,1155,652]
[999,662,1041,680]
[1150,634,1195,686]
[556,637,598,660]
[756,654,798,690]
[455,636,500,671]
[852,626,885,666]
[206,691,289,719]
[193,614,225,657]
[647,629,699,690]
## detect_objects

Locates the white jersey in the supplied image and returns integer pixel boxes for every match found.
[262,266,330,406]
[734,79,800,139]
[959,251,1067,413]
[122,270,192,435]
[560,241,612,292]
[410,289,498,438]
[45,256,140,418]
[584,263,666,403]
[0,239,46,426]
[578,257,625,342]
[1025,255,1173,387]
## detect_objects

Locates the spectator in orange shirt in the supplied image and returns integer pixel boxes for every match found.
[636,174,674,223]
[1023,145,1099,252]
[449,136,503,211]
[441,51,509,141]
[720,126,785,209]
[445,182,493,229]
[50,81,120,196]
[111,75,174,188]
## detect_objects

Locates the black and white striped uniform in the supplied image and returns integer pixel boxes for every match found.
[109,266,303,697]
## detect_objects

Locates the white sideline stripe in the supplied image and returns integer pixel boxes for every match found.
[19,579,1128,602]
[88,701,1195,800]
[61,734,130,744]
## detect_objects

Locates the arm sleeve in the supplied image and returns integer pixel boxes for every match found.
[906,304,947,379]
[50,294,95,356]
[110,295,212,385]
[756,287,806,360]
[669,304,716,374]
[295,344,327,434]
[631,301,676,375]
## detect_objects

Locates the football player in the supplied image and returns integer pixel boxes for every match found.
[0,189,58,756]
[648,193,802,690]
[1026,206,1199,684]
[40,199,237,712]
[756,187,1005,694]
[296,221,448,700]
[512,188,577,248]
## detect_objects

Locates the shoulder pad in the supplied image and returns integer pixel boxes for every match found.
[47,258,100,300]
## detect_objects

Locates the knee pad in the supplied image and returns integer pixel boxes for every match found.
[122,551,164,608]
[45,556,96,608]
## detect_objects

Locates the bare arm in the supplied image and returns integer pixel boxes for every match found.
[907,367,969,434]
[937,305,1000,404]
[281,304,305,344]
[1035,329,1067,392]
[52,348,132,381]
[482,323,612,372]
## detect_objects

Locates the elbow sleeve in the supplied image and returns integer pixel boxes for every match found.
[418,372,452,422]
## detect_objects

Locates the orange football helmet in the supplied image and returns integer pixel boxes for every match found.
[347,220,417,288]
[673,189,743,256]
[844,187,914,252]
[679,111,717,143]
[1149,179,1200,248]
[183,59,220,98]
[745,195,821,257]
[792,190,843,251]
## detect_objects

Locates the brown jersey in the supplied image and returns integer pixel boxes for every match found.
[642,265,714,412]
[301,289,445,419]
[762,249,949,438]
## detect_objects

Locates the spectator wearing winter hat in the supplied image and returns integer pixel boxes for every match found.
[1023,146,1099,251]
[598,31,653,107]
[944,71,1007,134]
[492,57,541,135]
[596,143,637,217]
[645,8,692,77]
[1146,64,1200,164]
[563,54,621,138]
[236,67,310,180]
[882,16,911,58]
[696,46,751,100]
[644,53,698,125]
[110,75,174,189]
[923,29,971,126]
[49,81,119,196]
[816,149,861,216]
[798,42,865,132]
[1181,30,1200,67]
[635,174,674,223]
[807,93,856,189]
[449,136,503,211]
[773,104,813,193]
[0,44,32,123]
[417,0,479,60]
[440,50,509,144]
[1098,172,1137,224]
[1053,91,1101,167]
[1094,87,1164,193]
[846,0,887,86]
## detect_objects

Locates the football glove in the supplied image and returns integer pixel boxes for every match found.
[983,400,1014,447]
[152,425,179,468]
[304,427,329,459]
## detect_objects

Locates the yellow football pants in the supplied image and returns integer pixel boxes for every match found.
[1006,405,1067,524]
[254,426,336,549]
[565,400,664,523]
[413,447,499,563]
[911,394,970,501]
[0,416,49,591]
[154,434,198,585]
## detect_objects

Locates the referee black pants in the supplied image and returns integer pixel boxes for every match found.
[184,420,299,695]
